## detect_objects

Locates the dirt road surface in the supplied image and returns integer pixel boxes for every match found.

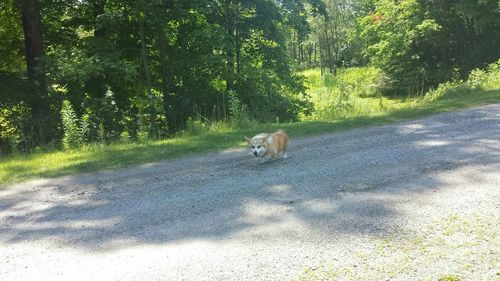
[1,104,499,281]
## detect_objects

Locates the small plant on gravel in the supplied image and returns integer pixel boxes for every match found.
[437,274,461,281]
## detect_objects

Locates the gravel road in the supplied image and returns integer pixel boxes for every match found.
[1,104,499,281]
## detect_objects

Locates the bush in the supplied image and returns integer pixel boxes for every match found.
[467,59,500,89]
[0,112,18,155]
[338,67,383,98]
[61,100,83,150]
[119,131,131,143]
[425,60,500,102]
[355,0,500,95]
[466,68,487,88]
[185,117,207,136]
[234,67,312,123]
[438,274,461,281]
[137,130,149,143]
[304,67,383,120]
[0,103,32,155]
[228,91,252,128]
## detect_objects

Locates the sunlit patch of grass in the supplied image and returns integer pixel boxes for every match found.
[302,67,411,121]
[303,62,500,124]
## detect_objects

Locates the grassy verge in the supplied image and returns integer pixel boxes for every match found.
[1,64,499,186]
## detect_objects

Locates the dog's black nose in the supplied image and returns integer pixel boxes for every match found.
[254,151,258,157]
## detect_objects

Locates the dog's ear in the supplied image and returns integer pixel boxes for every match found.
[267,136,273,144]
[244,136,251,144]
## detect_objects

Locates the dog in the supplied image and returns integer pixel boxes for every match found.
[245,129,289,160]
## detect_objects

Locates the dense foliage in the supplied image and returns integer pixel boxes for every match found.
[1,0,324,152]
[1,0,499,155]
[355,0,500,94]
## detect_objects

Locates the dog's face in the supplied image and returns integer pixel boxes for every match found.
[245,137,267,157]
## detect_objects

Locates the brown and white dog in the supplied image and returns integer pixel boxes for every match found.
[245,129,289,160]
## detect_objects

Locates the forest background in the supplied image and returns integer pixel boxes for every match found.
[0,0,499,183]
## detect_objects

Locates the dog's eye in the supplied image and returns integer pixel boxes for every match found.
[257,145,261,149]
[251,146,254,149]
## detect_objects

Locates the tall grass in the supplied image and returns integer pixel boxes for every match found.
[425,60,500,102]
[303,60,500,122]
[303,67,408,120]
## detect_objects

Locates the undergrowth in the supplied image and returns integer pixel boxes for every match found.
[302,67,403,121]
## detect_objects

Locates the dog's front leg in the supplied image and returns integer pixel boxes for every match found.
[276,150,287,159]
[257,154,274,164]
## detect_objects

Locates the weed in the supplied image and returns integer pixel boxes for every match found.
[61,100,84,150]
[438,274,461,281]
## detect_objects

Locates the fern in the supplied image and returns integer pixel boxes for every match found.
[61,100,83,150]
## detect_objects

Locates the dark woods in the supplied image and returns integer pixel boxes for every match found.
[1,0,499,155]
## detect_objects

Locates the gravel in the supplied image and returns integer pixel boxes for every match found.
[1,103,499,281]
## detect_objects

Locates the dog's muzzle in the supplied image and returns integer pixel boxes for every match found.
[253,151,258,157]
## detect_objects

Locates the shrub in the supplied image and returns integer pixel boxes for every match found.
[0,103,33,155]
[137,130,149,143]
[338,67,383,98]
[304,67,382,120]
[438,274,461,281]
[0,111,19,155]
[185,117,207,136]
[228,91,252,128]
[467,59,500,89]
[61,100,83,150]
[466,68,487,88]
[119,131,131,143]
[425,60,500,102]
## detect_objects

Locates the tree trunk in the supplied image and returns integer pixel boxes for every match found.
[139,14,157,138]
[21,0,50,146]
[225,0,235,93]
[318,34,324,75]
[223,0,238,121]
[323,21,334,73]
[235,28,241,74]
[93,0,105,38]
[307,44,313,68]
[330,19,339,72]
[314,42,317,67]
[92,1,106,95]
[299,43,304,64]
[158,26,175,133]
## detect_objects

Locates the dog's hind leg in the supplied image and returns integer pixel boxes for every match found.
[281,149,288,159]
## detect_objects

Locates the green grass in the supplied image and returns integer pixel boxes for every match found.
[303,67,407,121]
[1,64,499,186]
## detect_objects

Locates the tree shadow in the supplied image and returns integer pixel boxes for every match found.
[0,104,499,252]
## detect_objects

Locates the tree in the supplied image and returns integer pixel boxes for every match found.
[0,0,339,153]
[20,0,52,145]
[296,0,365,73]
[355,0,500,94]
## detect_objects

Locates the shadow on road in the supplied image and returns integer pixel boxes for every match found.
[1,105,499,252]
